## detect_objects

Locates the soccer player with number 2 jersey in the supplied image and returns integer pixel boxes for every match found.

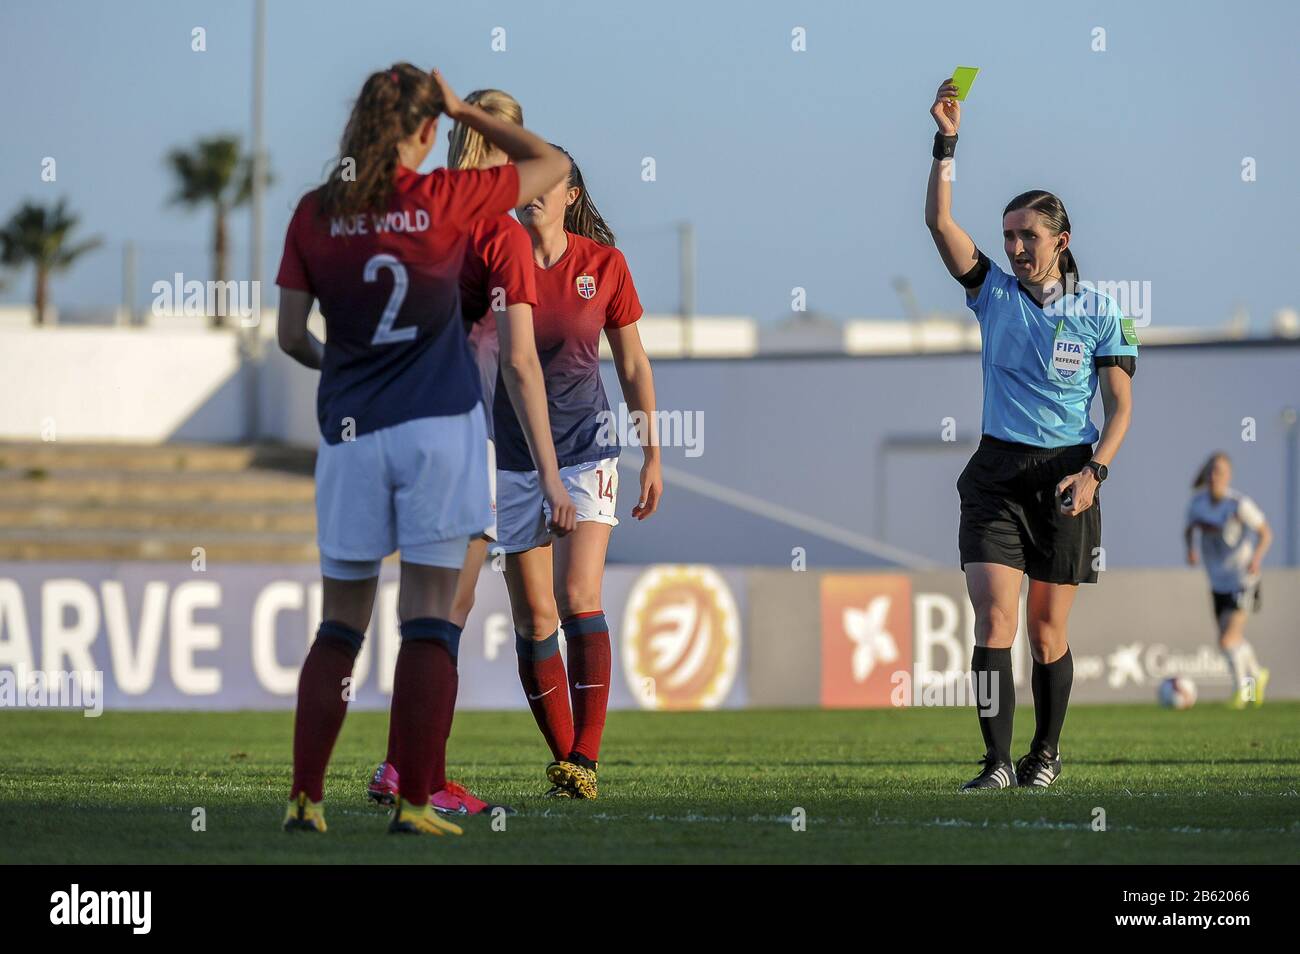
[275,64,569,835]
[365,88,579,815]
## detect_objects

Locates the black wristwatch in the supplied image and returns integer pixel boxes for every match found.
[1085,460,1108,482]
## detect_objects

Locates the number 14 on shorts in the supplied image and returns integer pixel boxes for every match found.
[595,467,616,502]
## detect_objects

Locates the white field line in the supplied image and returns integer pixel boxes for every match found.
[330,806,1300,836]
[866,814,1300,836]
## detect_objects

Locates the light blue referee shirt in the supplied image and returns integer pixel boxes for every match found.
[967,259,1139,447]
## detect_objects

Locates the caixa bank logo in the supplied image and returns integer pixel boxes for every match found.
[620,565,740,710]
[1104,643,1230,688]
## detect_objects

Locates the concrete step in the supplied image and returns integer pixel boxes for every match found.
[0,442,315,475]
[0,527,317,563]
[0,501,316,533]
[0,468,316,505]
[0,442,322,562]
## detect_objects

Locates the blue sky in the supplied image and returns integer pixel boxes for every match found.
[2,0,1297,328]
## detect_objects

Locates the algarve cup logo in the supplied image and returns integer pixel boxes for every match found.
[621,565,740,710]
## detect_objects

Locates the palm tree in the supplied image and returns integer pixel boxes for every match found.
[166,135,269,327]
[0,200,102,325]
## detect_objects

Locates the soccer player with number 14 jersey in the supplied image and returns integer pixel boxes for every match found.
[499,144,664,800]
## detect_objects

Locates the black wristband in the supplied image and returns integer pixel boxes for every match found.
[933,132,957,160]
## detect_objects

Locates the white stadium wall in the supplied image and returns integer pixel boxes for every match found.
[257,340,323,447]
[0,327,248,443]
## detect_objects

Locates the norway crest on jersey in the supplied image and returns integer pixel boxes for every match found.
[576,274,597,300]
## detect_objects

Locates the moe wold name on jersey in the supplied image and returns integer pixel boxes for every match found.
[329,209,432,236]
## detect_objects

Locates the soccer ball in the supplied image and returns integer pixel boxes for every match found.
[1158,676,1197,710]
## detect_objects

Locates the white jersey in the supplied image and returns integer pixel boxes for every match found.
[1186,489,1265,593]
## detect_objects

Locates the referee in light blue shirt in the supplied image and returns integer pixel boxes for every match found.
[923,77,1138,792]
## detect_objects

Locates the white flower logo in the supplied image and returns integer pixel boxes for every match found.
[843,596,898,683]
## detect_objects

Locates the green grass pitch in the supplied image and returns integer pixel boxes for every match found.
[1,704,1297,864]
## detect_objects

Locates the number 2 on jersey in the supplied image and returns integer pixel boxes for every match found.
[364,253,414,346]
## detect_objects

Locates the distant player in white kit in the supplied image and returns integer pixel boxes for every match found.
[1184,452,1273,707]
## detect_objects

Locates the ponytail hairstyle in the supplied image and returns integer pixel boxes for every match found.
[319,63,443,217]
[447,89,522,171]
[1004,190,1077,293]
[1192,451,1230,490]
[552,145,616,246]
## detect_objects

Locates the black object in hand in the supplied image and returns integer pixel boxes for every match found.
[1059,489,1073,510]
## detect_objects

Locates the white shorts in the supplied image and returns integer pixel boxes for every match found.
[495,457,620,554]
[315,406,490,578]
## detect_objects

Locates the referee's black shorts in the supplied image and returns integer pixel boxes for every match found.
[957,435,1100,585]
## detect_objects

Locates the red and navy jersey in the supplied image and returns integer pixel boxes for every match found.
[276,163,519,444]
[460,214,538,440]
[493,231,643,471]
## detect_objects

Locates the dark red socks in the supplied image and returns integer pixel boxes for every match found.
[516,629,574,760]
[291,620,364,802]
[562,611,611,763]
[391,618,461,806]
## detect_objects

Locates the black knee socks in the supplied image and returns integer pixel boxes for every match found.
[1030,647,1073,756]
[970,646,1015,764]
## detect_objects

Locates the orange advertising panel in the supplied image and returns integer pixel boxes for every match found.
[820,574,913,708]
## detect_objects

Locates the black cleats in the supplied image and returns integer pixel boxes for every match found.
[960,754,1018,791]
[1015,748,1062,788]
